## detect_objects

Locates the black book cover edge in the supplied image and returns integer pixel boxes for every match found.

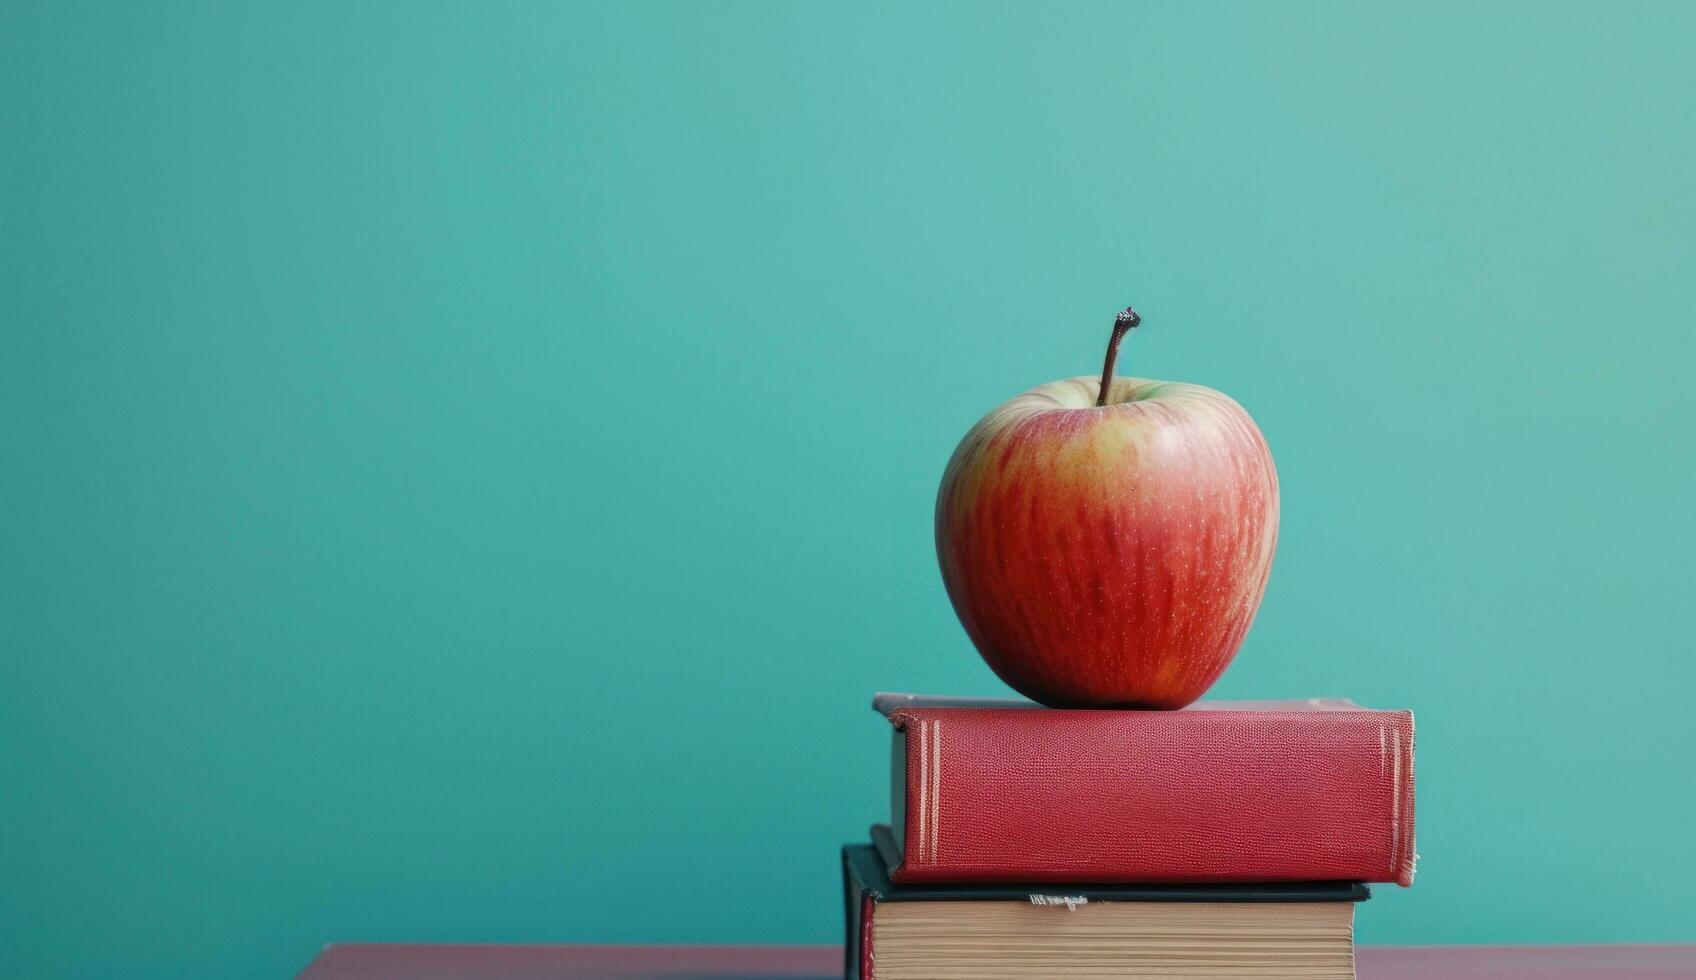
[863,828,1369,902]
[842,845,866,980]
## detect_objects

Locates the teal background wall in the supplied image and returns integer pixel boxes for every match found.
[5,2,1694,976]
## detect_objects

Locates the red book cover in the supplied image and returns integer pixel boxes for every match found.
[875,693,1416,886]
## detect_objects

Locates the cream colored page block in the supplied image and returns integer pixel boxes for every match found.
[870,901,1354,980]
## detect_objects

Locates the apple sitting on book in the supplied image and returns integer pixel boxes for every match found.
[936,307,1278,708]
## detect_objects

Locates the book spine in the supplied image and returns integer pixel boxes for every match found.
[889,707,1415,885]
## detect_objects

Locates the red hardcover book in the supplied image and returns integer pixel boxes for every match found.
[875,692,1416,886]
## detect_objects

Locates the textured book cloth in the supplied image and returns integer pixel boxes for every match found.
[875,693,1416,886]
[844,841,1366,980]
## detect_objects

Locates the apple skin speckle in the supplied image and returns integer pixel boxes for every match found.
[936,375,1279,709]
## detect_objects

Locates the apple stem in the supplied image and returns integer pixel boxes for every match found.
[1095,306,1141,407]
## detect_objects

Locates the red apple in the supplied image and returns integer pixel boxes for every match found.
[936,308,1278,708]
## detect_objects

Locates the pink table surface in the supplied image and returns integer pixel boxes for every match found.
[299,943,1696,979]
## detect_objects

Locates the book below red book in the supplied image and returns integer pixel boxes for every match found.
[875,693,1416,886]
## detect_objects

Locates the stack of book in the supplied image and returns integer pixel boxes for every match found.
[843,693,1416,979]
